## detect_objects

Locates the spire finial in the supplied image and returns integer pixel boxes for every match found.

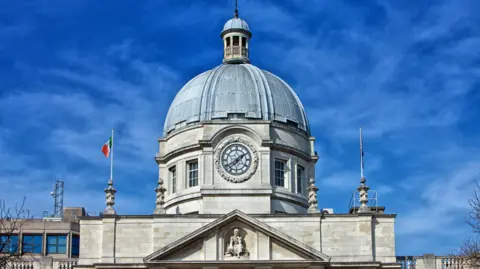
[154,177,166,214]
[307,177,320,213]
[357,127,370,213]
[103,179,117,215]
[234,0,239,18]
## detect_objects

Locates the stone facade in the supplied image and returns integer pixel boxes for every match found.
[75,6,401,269]
[75,210,398,269]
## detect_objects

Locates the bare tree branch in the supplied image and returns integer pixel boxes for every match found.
[0,197,27,268]
[452,181,480,268]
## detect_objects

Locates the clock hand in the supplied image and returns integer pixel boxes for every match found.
[228,153,247,169]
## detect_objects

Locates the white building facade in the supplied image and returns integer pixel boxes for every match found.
[76,8,400,269]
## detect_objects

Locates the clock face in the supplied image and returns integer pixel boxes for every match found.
[221,144,252,176]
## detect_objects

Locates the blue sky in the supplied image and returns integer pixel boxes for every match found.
[1,0,479,256]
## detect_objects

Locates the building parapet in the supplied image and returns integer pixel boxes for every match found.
[7,257,78,269]
[397,254,466,269]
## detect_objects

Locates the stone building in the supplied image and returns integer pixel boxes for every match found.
[1,5,463,269]
[76,7,399,269]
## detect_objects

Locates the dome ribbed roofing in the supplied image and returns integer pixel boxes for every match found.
[223,17,250,32]
[164,64,310,135]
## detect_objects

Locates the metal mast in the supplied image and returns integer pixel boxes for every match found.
[51,180,64,218]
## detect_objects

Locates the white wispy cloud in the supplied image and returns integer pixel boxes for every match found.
[0,41,182,216]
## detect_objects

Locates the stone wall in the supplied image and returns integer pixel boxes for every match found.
[78,213,397,265]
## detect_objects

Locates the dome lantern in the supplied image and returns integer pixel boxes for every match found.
[221,1,251,64]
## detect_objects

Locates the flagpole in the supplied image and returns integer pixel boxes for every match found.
[104,128,117,215]
[360,127,364,178]
[110,128,114,181]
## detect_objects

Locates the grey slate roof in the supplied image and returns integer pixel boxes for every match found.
[164,64,310,136]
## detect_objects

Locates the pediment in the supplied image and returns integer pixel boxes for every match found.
[144,210,330,263]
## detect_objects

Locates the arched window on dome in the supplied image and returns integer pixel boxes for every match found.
[226,37,231,47]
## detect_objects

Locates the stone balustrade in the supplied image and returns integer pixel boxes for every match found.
[224,45,248,58]
[397,254,468,269]
[6,257,78,269]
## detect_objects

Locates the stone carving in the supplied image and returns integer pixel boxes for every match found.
[215,136,258,183]
[225,228,249,259]
[307,178,319,213]
[154,177,166,214]
[103,179,117,215]
[357,176,370,213]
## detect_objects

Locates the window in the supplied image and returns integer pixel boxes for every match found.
[233,36,239,46]
[71,235,80,256]
[297,165,305,194]
[226,37,231,47]
[169,166,177,194]
[47,235,66,254]
[274,160,286,187]
[188,160,198,187]
[0,234,19,253]
[22,234,42,254]
[242,37,246,47]
[227,113,245,120]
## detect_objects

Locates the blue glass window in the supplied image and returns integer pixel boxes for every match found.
[46,235,66,254]
[22,234,43,253]
[0,234,19,253]
[71,235,80,256]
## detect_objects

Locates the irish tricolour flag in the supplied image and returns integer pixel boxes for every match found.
[101,137,113,158]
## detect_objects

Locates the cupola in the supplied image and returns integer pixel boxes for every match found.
[221,2,251,64]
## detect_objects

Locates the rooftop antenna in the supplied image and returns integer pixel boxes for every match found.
[234,0,239,18]
[50,180,64,218]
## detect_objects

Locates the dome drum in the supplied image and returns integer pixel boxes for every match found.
[157,122,315,214]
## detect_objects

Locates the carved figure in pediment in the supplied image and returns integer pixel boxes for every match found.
[225,228,249,259]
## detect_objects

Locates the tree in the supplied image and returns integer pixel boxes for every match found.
[0,197,27,268]
[456,182,480,268]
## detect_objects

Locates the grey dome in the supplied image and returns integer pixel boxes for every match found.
[223,18,249,32]
[164,64,310,135]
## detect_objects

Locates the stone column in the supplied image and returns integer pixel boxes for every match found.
[357,214,374,261]
[101,217,116,263]
[258,148,270,186]
[203,147,214,185]
[423,253,436,269]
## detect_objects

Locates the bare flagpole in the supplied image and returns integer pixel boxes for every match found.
[360,127,364,178]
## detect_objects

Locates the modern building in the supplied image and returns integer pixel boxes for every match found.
[1,5,464,269]
[1,207,84,269]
